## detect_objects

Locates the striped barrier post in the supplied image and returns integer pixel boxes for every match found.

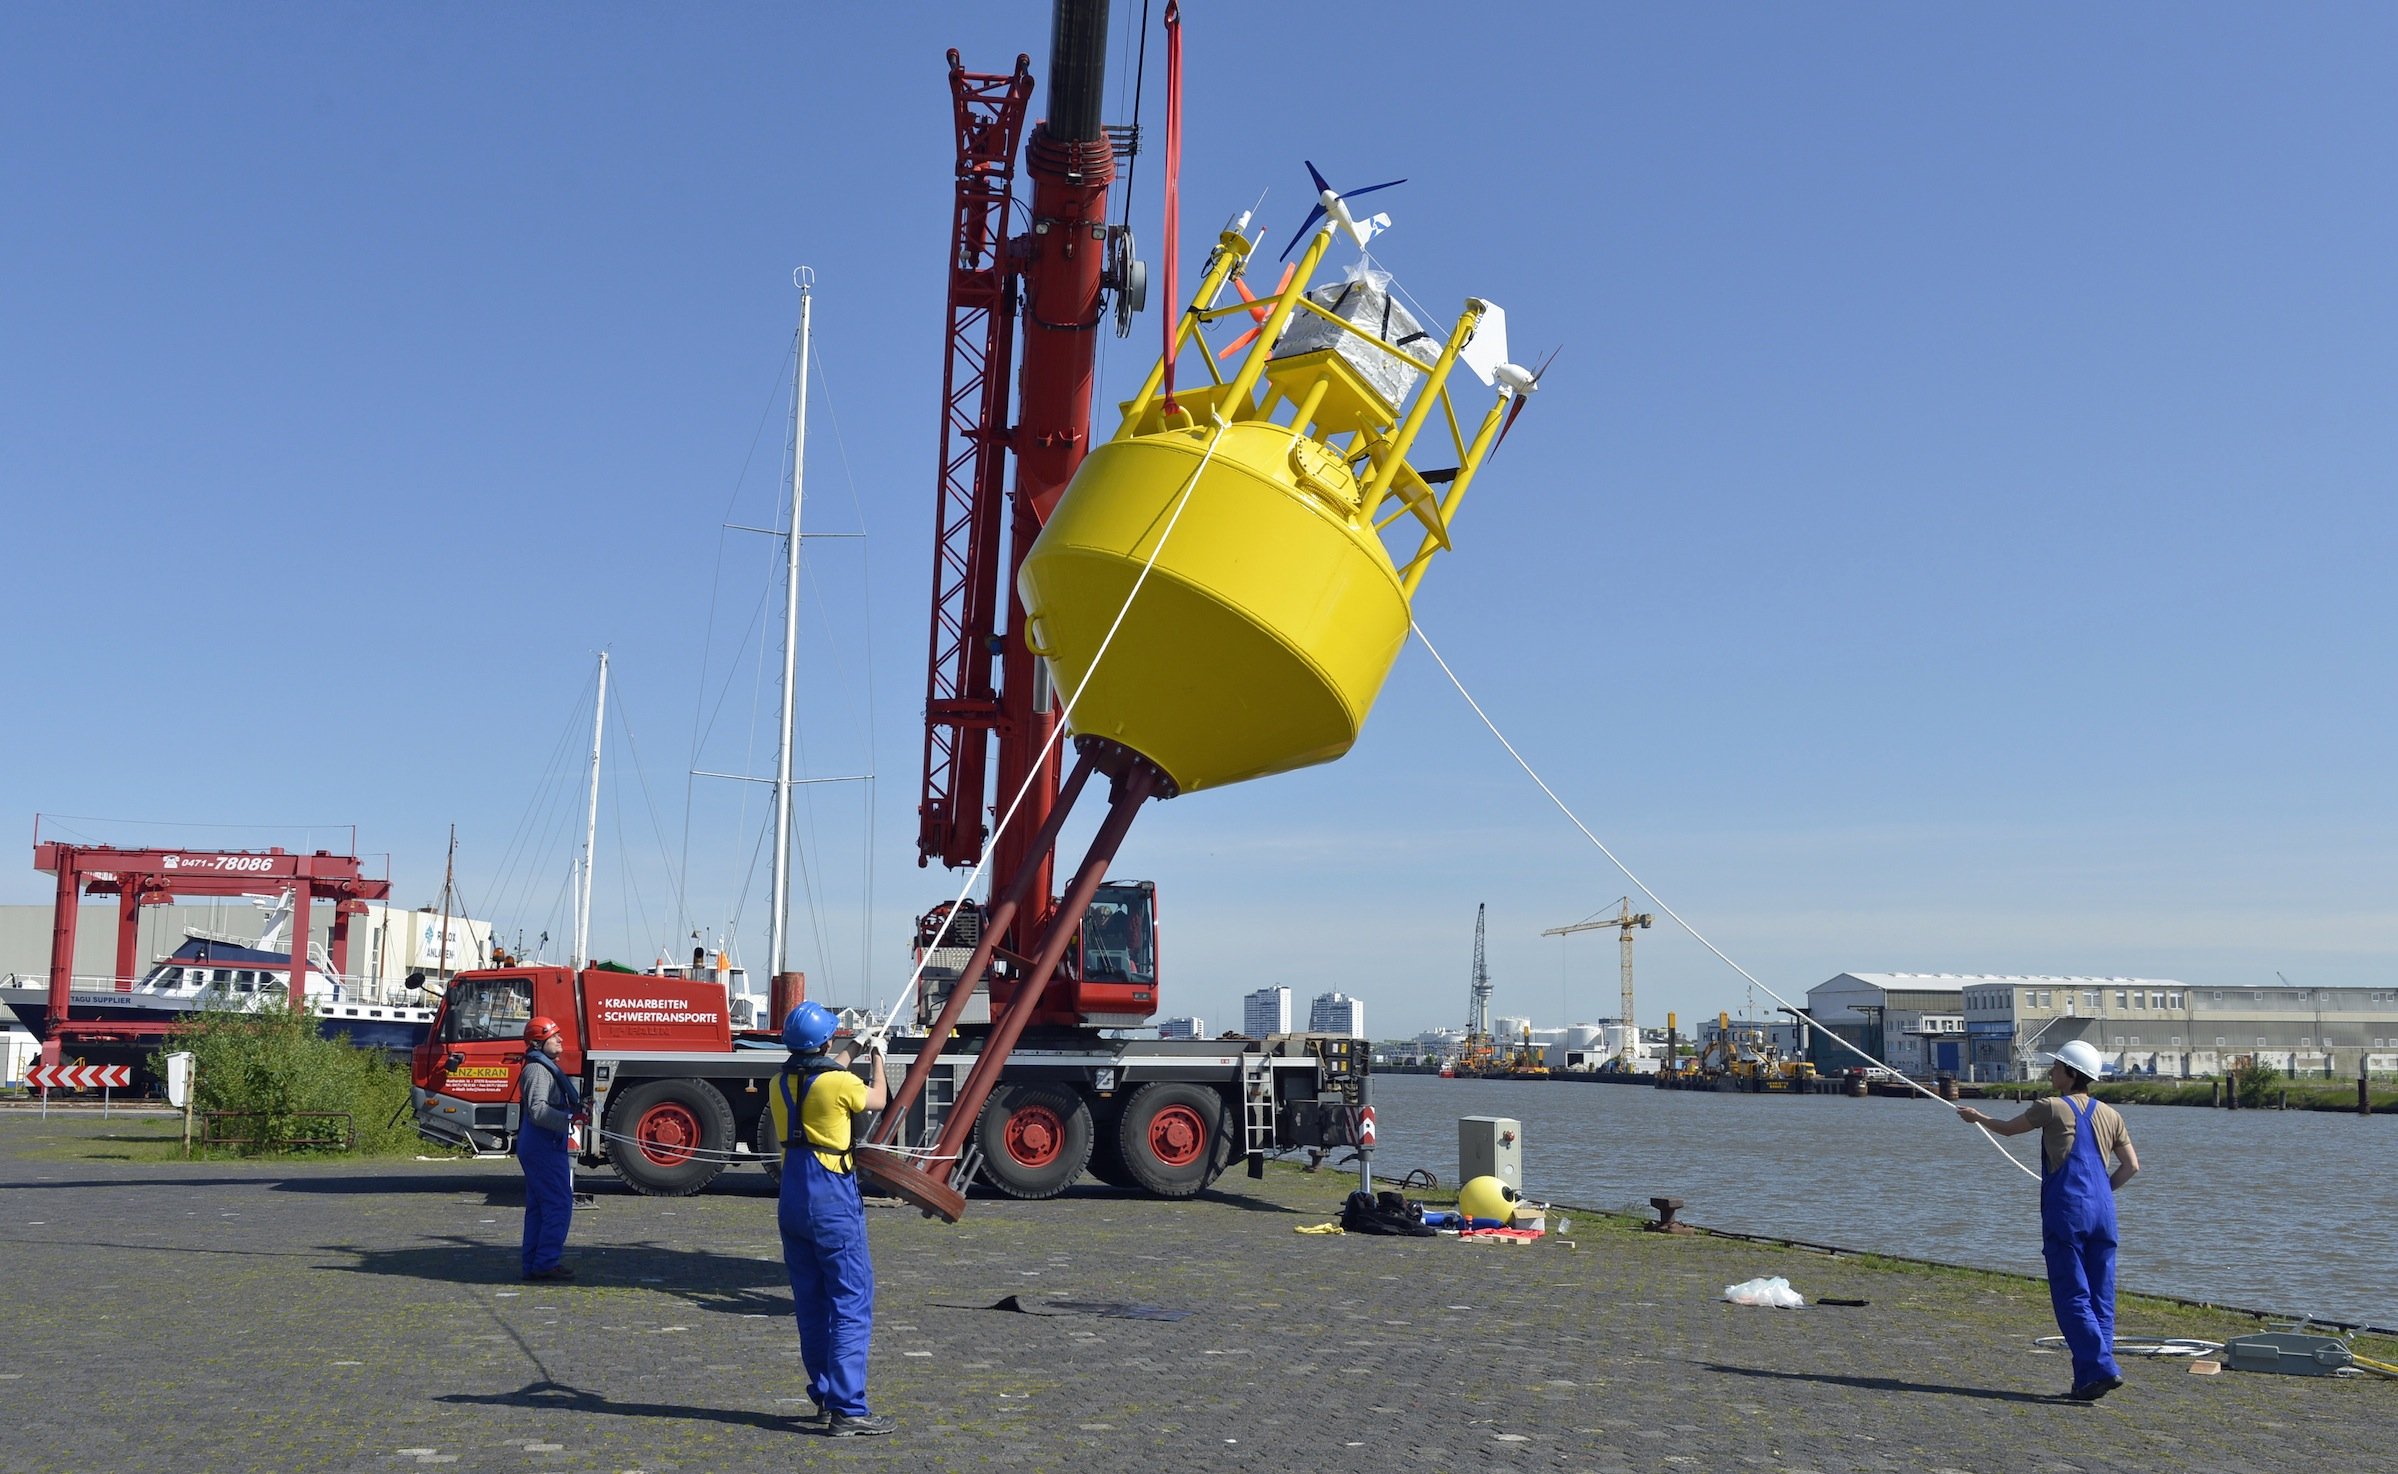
[25,1064,134,1119]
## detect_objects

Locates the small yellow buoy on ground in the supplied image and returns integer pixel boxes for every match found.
[1458,1174,1521,1223]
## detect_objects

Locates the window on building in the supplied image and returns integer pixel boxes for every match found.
[2133,993,2146,1008]
[2083,990,2098,1009]
[2211,990,2222,1003]
[2300,1037,2311,1047]
[2172,1036,2183,1046]
[2216,1037,2226,1047]
[2168,992,2183,1009]
[2257,1037,2268,1048]
[2254,990,2264,1001]
[2113,1036,2126,1046]
[2115,991,2128,1007]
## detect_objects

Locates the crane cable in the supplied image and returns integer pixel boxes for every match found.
[1409,621,2043,1183]
[873,417,1230,1043]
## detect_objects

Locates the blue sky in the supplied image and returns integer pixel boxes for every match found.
[4,2,2393,1037]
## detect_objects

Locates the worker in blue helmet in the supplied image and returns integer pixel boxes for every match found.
[767,1001,893,1436]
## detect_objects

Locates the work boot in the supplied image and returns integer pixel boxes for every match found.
[522,1265,576,1282]
[791,1397,828,1427]
[2067,1374,2124,1401]
[824,1413,897,1438]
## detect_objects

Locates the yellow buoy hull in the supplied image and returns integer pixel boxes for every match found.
[1017,422,1410,794]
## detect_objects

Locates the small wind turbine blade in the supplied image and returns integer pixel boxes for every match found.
[1304,159,1335,196]
[1278,205,1329,261]
[1217,325,1264,360]
[1342,177,1408,200]
[1232,263,1296,323]
[1492,350,1559,452]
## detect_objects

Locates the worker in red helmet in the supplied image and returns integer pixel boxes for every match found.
[517,1014,583,1282]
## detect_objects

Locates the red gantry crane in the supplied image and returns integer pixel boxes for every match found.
[23,829,391,1066]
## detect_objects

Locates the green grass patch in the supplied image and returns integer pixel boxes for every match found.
[148,1002,449,1158]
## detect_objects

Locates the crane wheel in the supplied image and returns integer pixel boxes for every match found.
[1115,1082,1234,1198]
[1084,1104,1133,1188]
[604,1079,733,1197]
[751,1107,783,1190]
[973,1083,1093,1200]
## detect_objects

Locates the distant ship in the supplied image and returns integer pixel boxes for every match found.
[0,891,437,1055]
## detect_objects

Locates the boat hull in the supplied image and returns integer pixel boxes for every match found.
[0,986,433,1060]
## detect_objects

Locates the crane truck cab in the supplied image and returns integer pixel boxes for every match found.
[411,965,753,1194]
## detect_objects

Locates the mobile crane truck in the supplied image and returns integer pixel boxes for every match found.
[408,961,1364,1199]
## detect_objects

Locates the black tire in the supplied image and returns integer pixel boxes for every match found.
[973,1083,1093,1200]
[1084,1104,1133,1189]
[751,1104,784,1190]
[1115,1081,1234,1198]
[603,1079,733,1197]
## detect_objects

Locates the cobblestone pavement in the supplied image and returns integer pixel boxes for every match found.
[0,1111,2385,1473]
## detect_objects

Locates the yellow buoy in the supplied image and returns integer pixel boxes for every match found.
[1458,1174,1521,1223]
[1017,216,1525,794]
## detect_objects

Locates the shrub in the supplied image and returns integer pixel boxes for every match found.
[2234,1059,2282,1109]
[152,1002,421,1155]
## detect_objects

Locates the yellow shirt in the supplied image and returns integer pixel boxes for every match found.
[768,1065,867,1173]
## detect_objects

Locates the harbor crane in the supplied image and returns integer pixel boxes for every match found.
[1462,903,1496,1073]
[1542,897,1652,1066]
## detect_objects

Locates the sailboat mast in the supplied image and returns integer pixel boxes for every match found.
[576,650,609,969]
[768,276,812,987]
[436,824,456,982]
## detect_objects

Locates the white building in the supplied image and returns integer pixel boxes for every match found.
[1411,1028,1463,1062]
[1961,976,2398,1080]
[1308,991,1366,1038]
[1803,973,1970,1077]
[1156,1015,1205,1040]
[1546,1022,1652,1072]
[1242,986,1291,1038]
[0,899,493,1017]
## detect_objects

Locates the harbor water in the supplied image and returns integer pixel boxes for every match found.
[1370,1072,2398,1330]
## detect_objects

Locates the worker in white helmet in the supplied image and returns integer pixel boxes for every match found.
[1957,1038,2141,1400]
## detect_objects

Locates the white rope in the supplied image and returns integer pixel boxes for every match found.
[1409,621,2041,1183]
[590,1124,956,1167]
[871,416,1233,1043]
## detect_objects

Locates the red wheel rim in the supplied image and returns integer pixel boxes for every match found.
[1147,1103,1207,1168]
[1002,1103,1066,1168]
[635,1102,702,1166]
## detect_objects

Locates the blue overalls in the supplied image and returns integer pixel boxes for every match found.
[2040,1094,2121,1389]
[779,1067,876,1419]
[516,1052,578,1277]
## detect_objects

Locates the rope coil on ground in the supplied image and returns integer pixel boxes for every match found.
[1410,621,2043,1184]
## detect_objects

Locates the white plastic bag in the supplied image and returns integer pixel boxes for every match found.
[1723,1275,1806,1308]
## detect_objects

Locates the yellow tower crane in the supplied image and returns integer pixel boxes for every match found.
[1541,898,1653,1068]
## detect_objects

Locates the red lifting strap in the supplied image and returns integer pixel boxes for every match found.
[1160,0,1185,417]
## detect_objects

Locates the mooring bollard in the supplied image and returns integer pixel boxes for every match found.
[1647,1196,1692,1235]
